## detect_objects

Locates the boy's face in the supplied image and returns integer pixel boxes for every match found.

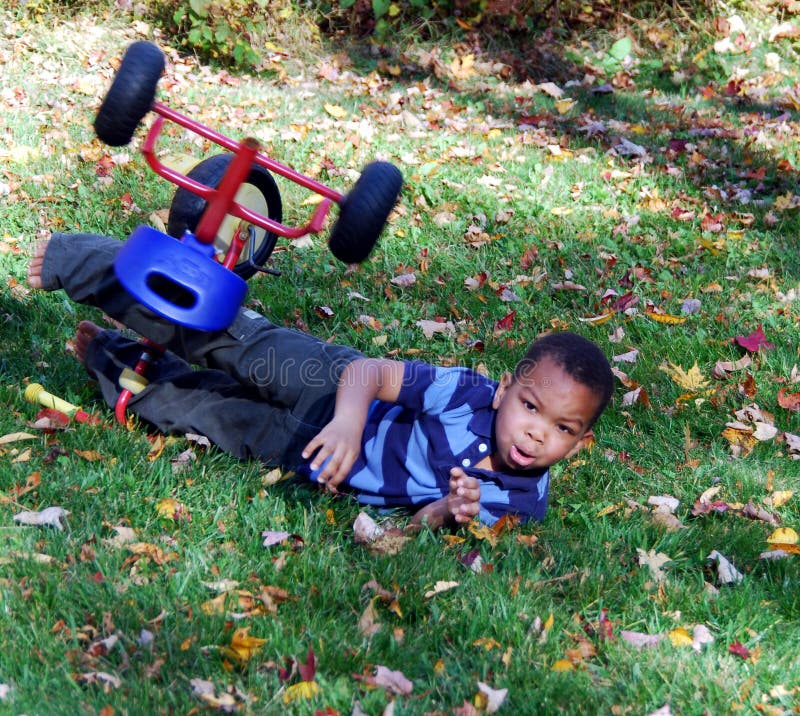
[490,355,601,473]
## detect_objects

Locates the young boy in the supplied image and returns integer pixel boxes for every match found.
[28,233,614,528]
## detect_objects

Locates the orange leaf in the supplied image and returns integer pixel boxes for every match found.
[777,387,800,411]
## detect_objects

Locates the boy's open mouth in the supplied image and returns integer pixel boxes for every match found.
[510,444,536,467]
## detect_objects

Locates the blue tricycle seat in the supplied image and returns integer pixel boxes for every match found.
[114,225,247,331]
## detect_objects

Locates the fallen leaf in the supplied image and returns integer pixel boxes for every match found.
[692,624,715,652]
[416,319,456,339]
[222,627,266,665]
[777,387,800,411]
[190,678,241,711]
[13,506,69,530]
[660,361,710,391]
[636,548,671,582]
[369,665,413,696]
[729,641,750,659]
[620,630,663,649]
[358,599,382,637]
[735,325,775,352]
[767,527,798,544]
[424,581,459,598]
[476,681,508,714]
[667,627,693,647]
[323,102,347,119]
[0,432,36,444]
[708,550,744,585]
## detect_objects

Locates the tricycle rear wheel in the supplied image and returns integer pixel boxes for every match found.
[328,161,403,264]
[94,41,165,147]
[167,154,283,280]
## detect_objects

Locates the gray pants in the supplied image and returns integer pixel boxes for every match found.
[41,232,362,467]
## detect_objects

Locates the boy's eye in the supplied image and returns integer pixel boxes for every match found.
[557,424,575,435]
[523,400,536,412]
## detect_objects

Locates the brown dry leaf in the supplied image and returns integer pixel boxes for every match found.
[712,354,752,379]
[128,542,175,566]
[358,598,382,638]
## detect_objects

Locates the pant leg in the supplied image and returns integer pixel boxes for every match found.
[86,330,327,466]
[40,232,362,431]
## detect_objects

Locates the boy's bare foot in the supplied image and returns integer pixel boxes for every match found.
[74,320,103,366]
[27,240,49,289]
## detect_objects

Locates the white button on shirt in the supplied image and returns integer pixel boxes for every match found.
[478,443,488,453]
[461,458,471,467]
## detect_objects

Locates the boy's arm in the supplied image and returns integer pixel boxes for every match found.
[410,468,481,530]
[302,357,405,488]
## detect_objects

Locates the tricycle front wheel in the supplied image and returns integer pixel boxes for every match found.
[328,161,403,264]
[94,41,165,147]
[167,154,283,280]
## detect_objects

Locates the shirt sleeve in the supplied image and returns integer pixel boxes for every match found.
[471,469,550,526]
[397,361,487,416]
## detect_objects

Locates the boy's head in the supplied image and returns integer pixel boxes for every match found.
[490,332,613,474]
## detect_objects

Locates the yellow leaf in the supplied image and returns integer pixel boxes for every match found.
[578,312,615,325]
[550,206,574,216]
[433,658,446,675]
[147,434,166,461]
[472,637,501,651]
[543,613,554,631]
[74,449,104,461]
[767,527,799,545]
[645,311,686,325]
[668,627,694,647]
[156,498,189,520]
[388,2,401,16]
[659,361,710,391]
[551,659,574,672]
[468,521,499,546]
[226,627,266,664]
[596,503,621,517]
[442,534,466,546]
[555,98,575,114]
[324,103,347,119]
[721,426,758,457]
[283,680,320,703]
[769,490,793,508]
[201,592,228,615]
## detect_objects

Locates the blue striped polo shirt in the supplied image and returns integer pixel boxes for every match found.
[305,360,550,525]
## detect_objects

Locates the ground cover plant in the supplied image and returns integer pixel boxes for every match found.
[1,3,800,714]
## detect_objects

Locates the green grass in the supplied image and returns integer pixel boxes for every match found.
[2,5,800,715]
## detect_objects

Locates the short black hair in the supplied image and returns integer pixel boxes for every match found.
[514,331,614,425]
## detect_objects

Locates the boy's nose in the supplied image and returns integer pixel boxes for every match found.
[527,420,545,443]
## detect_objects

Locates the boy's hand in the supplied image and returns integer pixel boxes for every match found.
[302,417,361,490]
[447,467,481,523]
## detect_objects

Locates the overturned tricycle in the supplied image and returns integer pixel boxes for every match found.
[94,40,403,332]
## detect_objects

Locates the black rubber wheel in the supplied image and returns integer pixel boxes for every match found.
[328,161,403,264]
[94,41,165,146]
[167,154,283,280]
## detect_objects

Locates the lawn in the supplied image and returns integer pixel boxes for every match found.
[1,4,799,715]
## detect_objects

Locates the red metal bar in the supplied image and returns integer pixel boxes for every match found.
[150,101,345,202]
[194,137,260,244]
[114,341,164,425]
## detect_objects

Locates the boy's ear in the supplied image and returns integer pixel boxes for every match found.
[492,372,514,409]
[565,429,595,459]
